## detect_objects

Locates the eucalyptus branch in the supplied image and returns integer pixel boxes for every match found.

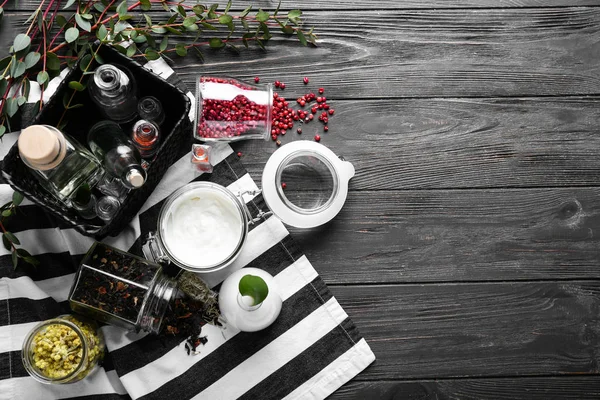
[0,192,40,270]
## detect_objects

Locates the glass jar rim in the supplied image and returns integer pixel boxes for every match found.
[157,181,248,273]
[21,316,89,384]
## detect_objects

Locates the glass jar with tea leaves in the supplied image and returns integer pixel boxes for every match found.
[68,242,220,334]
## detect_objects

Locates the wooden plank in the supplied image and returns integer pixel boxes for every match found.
[287,188,600,284]
[329,377,600,399]
[4,8,600,97]
[330,282,600,379]
[234,97,600,189]
[5,0,600,12]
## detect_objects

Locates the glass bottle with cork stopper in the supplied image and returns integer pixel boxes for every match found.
[17,125,104,203]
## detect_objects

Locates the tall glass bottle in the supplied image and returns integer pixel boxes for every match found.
[88,64,138,124]
[18,125,104,203]
[87,120,146,189]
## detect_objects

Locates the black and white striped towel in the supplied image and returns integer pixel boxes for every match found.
[0,58,375,400]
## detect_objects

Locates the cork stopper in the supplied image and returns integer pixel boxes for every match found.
[18,125,67,171]
[125,169,145,188]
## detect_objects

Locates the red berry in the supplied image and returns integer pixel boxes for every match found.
[316,97,323,103]
[237,152,242,157]
[324,126,329,132]
[272,134,277,141]
[323,104,330,110]
[303,77,309,84]
[280,82,286,89]
[282,182,287,189]
[275,81,281,87]
[254,77,260,83]
[300,100,306,107]
[297,128,302,134]
[311,107,317,114]
[314,134,321,142]
[329,109,335,115]
[308,114,314,120]
[318,88,324,94]
[273,93,279,99]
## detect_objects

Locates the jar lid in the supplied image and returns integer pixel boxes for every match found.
[18,125,67,170]
[261,141,355,228]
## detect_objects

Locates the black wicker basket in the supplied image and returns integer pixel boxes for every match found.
[0,45,191,238]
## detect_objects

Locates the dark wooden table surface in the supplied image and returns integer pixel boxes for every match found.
[2,0,600,398]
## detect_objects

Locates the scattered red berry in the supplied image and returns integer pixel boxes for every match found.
[300,100,306,107]
[328,109,335,115]
[272,134,277,141]
[324,126,329,132]
[314,134,321,142]
[254,77,260,83]
[280,82,286,90]
[303,77,309,84]
[282,182,287,189]
[275,81,281,88]
[237,152,242,157]
[308,114,314,120]
[297,128,302,134]
[311,107,317,114]
[316,97,323,103]
[318,88,324,94]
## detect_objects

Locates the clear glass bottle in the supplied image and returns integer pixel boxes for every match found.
[71,184,97,220]
[21,314,104,384]
[87,120,146,189]
[88,64,138,124]
[95,195,120,223]
[68,242,219,334]
[17,125,104,203]
[137,96,165,127]
[131,120,160,159]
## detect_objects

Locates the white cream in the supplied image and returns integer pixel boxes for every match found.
[163,188,243,268]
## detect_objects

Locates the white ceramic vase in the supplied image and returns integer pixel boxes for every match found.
[218,268,282,332]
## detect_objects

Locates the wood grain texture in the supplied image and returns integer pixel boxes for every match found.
[5,0,600,12]
[288,188,600,284]
[331,282,600,379]
[5,8,600,97]
[235,98,600,189]
[329,377,600,400]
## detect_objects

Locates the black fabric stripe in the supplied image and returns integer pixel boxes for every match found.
[2,297,70,326]
[239,317,361,400]
[136,278,333,400]
[62,395,131,400]
[221,152,248,179]
[0,352,11,380]
[3,204,73,233]
[111,237,301,368]
[0,252,82,281]
[1,351,27,379]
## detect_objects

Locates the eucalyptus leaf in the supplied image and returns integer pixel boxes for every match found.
[79,54,93,71]
[175,44,187,57]
[238,274,269,306]
[4,231,20,245]
[145,48,160,61]
[16,248,32,258]
[11,251,18,269]
[24,256,40,267]
[1,209,10,217]
[13,34,31,53]
[75,14,91,31]
[165,26,182,36]
[218,14,232,25]
[177,4,186,17]
[46,52,60,70]
[81,13,93,20]
[281,24,294,35]
[68,81,85,91]
[127,43,137,57]
[116,0,128,17]
[201,22,217,31]
[10,60,26,79]
[133,33,148,43]
[159,37,168,52]
[68,103,84,109]
[143,14,152,27]
[183,16,198,28]
[12,191,24,206]
[193,47,204,61]
[114,21,128,33]
[240,5,252,18]
[65,27,79,43]
[62,0,76,9]
[209,38,225,49]
[56,15,68,27]
[288,9,302,19]
[17,96,26,106]
[185,23,199,32]
[2,234,10,251]
[97,24,108,40]
[296,29,307,46]
[0,79,6,94]
[37,70,49,85]
[140,0,151,11]
[256,9,269,23]
[151,26,167,34]
[192,5,205,17]
[93,2,105,12]
[24,52,40,69]
[0,56,11,75]
[94,52,104,64]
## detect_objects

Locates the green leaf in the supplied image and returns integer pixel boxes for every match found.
[193,46,204,62]
[37,70,49,85]
[256,9,269,23]
[218,14,232,25]
[2,209,11,217]
[224,0,231,13]
[201,22,217,30]
[133,33,149,43]
[165,26,182,35]
[227,43,239,54]
[68,81,85,91]
[75,13,91,32]
[21,78,30,99]
[81,13,93,20]
[63,0,76,9]
[288,9,302,20]
[24,256,40,267]
[5,98,17,117]
[240,5,251,18]
[296,29,307,46]
[175,43,187,57]
[280,24,293,35]
[208,3,218,19]
[93,2,105,12]
[274,1,281,17]
[11,251,18,269]
[143,13,152,27]
[209,38,225,48]
[97,24,108,40]
[0,56,11,75]
[93,52,104,64]
[185,23,199,32]
[239,274,269,306]
[116,0,128,17]
[260,23,272,41]
[79,54,93,71]
[0,79,6,95]
[46,52,60,70]
[12,191,24,206]
[151,26,167,34]
[4,231,20,245]
[183,16,197,27]
[114,21,128,33]
[176,4,186,17]
[68,103,84,109]
[126,43,137,57]
[2,234,10,250]
[145,48,160,61]
[140,0,151,11]
[24,52,40,69]
[192,4,205,17]
[17,96,26,106]
[13,34,31,53]
[159,36,168,52]
[16,248,31,258]
[56,15,68,28]
[11,60,25,78]
[65,27,79,43]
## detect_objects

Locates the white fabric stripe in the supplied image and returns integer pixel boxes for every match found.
[104,214,289,353]
[119,255,319,399]
[186,91,195,122]
[43,69,70,103]
[27,81,42,103]
[225,173,259,203]
[0,274,74,301]
[0,228,84,257]
[143,58,174,80]
[138,142,232,215]
[0,321,38,353]
[0,368,128,400]
[282,339,375,400]
[193,297,349,400]
[0,183,35,208]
